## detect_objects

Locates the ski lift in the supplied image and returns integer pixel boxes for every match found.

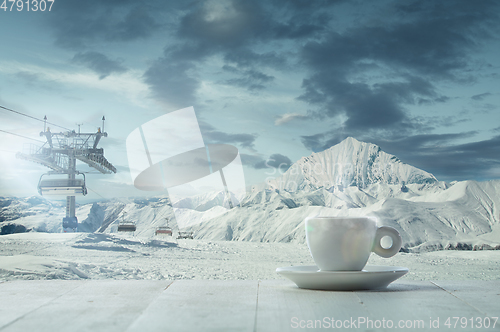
[37,173,87,196]
[155,218,172,236]
[117,211,136,232]
[177,231,194,239]
[155,226,172,236]
[117,221,136,232]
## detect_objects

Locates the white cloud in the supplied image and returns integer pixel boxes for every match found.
[0,61,150,108]
[274,112,307,126]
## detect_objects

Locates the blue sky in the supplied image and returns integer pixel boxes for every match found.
[1,0,499,200]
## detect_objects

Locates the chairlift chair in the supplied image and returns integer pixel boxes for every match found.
[117,221,136,232]
[37,173,87,196]
[177,231,194,239]
[155,226,172,236]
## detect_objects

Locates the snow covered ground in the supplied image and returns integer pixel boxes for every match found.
[0,232,498,282]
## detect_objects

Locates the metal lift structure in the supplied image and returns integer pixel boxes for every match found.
[16,116,116,232]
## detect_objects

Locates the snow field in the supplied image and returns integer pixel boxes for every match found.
[0,233,498,281]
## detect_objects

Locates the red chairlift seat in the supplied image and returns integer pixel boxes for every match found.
[155,226,172,236]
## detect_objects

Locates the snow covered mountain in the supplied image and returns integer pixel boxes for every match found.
[267,137,437,191]
[181,180,500,251]
[2,137,500,252]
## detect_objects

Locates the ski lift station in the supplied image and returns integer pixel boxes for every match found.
[17,116,116,232]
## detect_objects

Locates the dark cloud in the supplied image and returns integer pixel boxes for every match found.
[301,133,327,152]
[143,0,338,104]
[252,153,292,172]
[111,6,162,41]
[471,92,492,101]
[298,0,499,133]
[221,65,274,91]
[372,132,478,156]
[302,126,479,152]
[177,1,266,49]
[143,58,199,109]
[403,114,471,133]
[177,0,329,49]
[72,52,127,79]
[204,131,256,149]
[199,121,257,149]
[223,48,286,69]
[401,135,500,181]
[299,74,444,131]
[47,0,160,50]
[240,153,265,167]
[254,153,292,171]
[241,152,293,172]
[271,0,344,10]
[47,1,163,49]
[418,95,451,105]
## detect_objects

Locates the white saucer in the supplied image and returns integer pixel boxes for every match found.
[276,265,409,291]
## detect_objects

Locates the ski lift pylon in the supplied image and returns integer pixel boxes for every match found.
[63,217,78,232]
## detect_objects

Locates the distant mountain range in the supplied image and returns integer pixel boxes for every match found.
[1,137,499,252]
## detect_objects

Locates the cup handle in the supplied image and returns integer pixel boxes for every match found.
[372,226,402,258]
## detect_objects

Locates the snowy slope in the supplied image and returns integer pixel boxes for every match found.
[178,180,500,250]
[5,180,498,251]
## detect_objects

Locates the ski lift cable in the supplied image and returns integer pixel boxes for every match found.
[86,186,106,200]
[0,129,46,143]
[0,105,72,131]
[86,185,131,206]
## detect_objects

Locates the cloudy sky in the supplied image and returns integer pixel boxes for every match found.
[1,0,499,200]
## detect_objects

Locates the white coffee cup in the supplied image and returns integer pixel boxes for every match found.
[305,216,402,271]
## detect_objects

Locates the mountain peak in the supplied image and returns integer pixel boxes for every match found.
[325,137,381,154]
[338,136,362,144]
[329,136,378,151]
[268,137,437,191]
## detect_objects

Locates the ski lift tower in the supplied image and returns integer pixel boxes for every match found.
[16,116,116,232]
